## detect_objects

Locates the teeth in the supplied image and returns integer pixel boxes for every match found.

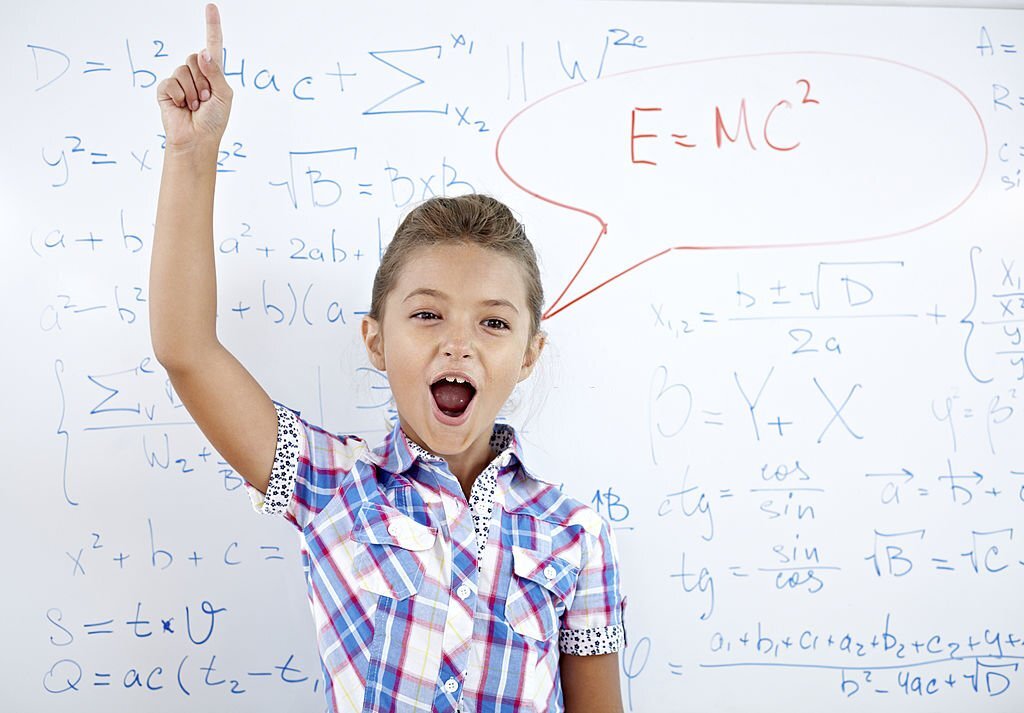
[443,376,467,384]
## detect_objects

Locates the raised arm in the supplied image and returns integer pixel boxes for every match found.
[150,3,277,493]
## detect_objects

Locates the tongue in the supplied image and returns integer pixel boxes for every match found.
[432,381,474,415]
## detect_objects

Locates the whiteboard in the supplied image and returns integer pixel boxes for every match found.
[4,0,1024,711]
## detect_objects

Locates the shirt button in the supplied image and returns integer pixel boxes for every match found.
[457,584,471,599]
[444,677,460,693]
[387,523,402,537]
[543,565,557,580]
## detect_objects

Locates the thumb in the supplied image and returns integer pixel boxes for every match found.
[199,47,229,94]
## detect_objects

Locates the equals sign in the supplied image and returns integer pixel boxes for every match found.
[728,565,748,577]
[668,662,683,676]
[719,488,733,498]
[358,183,373,196]
[93,672,112,686]
[1002,43,1018,53]
[932,557,954,571]
[918,488,929,496]
[963,409,974,418]
[700,311,717,323]
[260,545,284,561]
[84,619,114,635]
[90,152,116,165]
[703,410,723,426]
[83,60,111,74]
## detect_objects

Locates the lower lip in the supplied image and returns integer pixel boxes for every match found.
[430,388,476,427]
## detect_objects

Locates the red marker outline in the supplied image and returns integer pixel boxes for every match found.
[495,51,988,321]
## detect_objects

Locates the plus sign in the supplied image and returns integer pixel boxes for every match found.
[327,63,357,92]
[927,304,946,324]
[768,416,792,436]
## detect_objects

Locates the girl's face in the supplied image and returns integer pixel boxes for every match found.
[361,242,545,477]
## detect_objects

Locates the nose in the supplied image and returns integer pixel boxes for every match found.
[440,316,474,359]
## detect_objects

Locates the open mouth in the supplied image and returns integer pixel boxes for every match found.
[429,377,477,419]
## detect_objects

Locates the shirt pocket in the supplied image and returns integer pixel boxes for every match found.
[350,501,438,601]
[504,543,580,642]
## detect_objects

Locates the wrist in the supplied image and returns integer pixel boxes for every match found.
[163,142,220,166]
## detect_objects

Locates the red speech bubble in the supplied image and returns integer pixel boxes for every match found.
[495,52,987,320]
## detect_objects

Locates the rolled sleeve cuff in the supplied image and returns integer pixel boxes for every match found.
[558,624,626,655]
[245,402,301,516]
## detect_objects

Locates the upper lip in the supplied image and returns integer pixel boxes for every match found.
[429,370,478,391]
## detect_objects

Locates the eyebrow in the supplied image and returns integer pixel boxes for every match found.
[402,287,520,314]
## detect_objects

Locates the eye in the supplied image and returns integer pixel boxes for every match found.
[411,312,510,331]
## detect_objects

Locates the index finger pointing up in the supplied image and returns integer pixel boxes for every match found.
[205,3,223,63]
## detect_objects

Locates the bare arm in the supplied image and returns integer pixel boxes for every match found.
[163,344,278,494]
[149,3,277,494]
[149,145,220,365]
[560,652,624,713]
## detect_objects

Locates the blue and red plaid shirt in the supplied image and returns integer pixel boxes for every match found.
[244,401,627,713]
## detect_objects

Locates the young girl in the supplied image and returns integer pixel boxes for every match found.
[151,5,627,712]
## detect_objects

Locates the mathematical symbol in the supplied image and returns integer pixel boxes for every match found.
[1001,259,1017,288]
[261,545,284,561]
[670,133,695,148]
[326,63,357,91]
[67,548,86,576]
[84,60,111,74]
[927,304,945,323]
[768,416,792,436]
[813,377,863,443]
[650,303,667,327]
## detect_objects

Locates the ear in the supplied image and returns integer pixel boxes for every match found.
[362,316,386,371]
[518,330,546,382]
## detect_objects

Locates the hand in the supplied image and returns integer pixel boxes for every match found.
[156,3,233,152]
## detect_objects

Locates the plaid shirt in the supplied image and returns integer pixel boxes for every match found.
[244,401,627,712]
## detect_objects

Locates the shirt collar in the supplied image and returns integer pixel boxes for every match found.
[369,418,543,483]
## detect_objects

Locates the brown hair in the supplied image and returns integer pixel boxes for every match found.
[368,194,545,338]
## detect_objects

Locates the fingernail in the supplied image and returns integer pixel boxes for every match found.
[201,89,210,101]
[202,48,211,63]
[191,100,199,110]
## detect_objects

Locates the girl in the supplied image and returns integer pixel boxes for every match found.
[151,5,627,712]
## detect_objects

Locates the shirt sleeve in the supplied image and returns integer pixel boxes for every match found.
[243,400,366,531]
[558,513,628,655]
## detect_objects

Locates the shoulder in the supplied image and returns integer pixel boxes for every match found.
[504,470,608,540]
[275,401,371,470]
